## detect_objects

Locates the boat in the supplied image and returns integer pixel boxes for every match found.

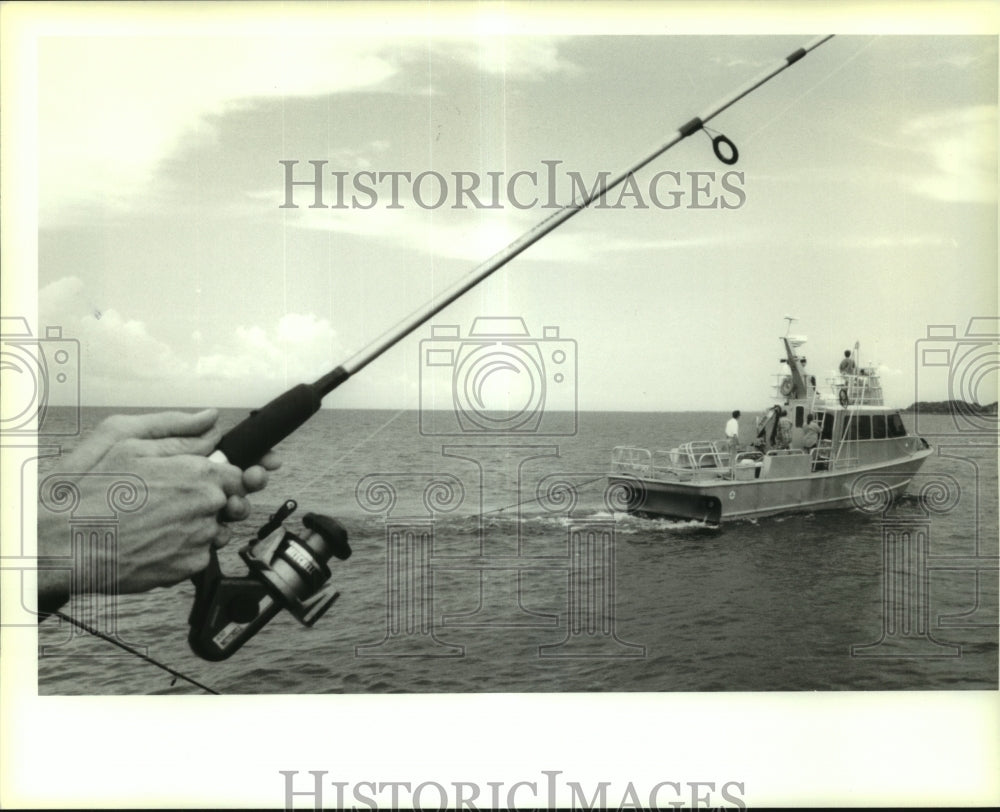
[608,325,933,524]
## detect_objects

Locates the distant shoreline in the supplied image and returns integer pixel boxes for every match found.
[901,400,998,416]
[45,403,1000,415]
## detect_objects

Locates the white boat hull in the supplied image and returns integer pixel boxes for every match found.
[608,448,933,524]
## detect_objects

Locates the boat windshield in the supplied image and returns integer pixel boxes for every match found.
[888,412,907,437]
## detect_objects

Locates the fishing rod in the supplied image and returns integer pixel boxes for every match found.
[188,34,835,660]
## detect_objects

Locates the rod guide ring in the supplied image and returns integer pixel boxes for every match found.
[712,134,739,165]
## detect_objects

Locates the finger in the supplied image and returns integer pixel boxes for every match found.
[256,450,282,471]
[103,409,220,442]
[122,426,223,459]
[221,494,251,522]
[54,412,204,474]
[211,523,232,549]
[241,465,270,493]
[209,459,249,499]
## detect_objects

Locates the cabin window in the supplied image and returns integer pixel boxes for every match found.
[795,406,804,427]
[821,413,834,440]
[888,412,908,437]
[872,414,887,439]
[857,414,872,440]
[842,417,858,441]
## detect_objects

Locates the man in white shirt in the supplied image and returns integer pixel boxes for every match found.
[725,409,741,460]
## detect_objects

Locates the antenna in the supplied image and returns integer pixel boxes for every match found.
[783,315,798,335]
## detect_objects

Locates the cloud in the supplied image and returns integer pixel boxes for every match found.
[899,105,997,203]
[286,201,719,264]
[708,55,776,70]
[279,164,754,263]
[283,198,584,262]
[877,363,904,377]
[40,276,188,382]
[195,313,344,384]
[822,234,959,250]
[443,37,573,78]
[39,37,399,225]
[39,276,348,404]
[38,34,571,226]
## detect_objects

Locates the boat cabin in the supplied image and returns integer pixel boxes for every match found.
[608,328,933,522]
[611,334,927,484]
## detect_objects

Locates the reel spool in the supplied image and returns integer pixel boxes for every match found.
[188,500,351,661]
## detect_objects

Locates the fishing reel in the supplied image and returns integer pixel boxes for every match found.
[188,499,351,661]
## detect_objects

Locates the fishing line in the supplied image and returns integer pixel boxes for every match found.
[742,36,880,144]
[51,610,219,694]
[204,35,838,482]
[479,474,608,517]
[294,407,409,495]
[176,34,837,664]
[39,38,840,681]
[279,37,836,511]
[309,34,837,396]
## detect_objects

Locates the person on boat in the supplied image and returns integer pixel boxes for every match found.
[776,408,793,448]
[725,410,741,457]
[802,414,822,449]
[754,405,779,450]
[839,350,856,376]
[36,409,280,616]
[725,410,741,442]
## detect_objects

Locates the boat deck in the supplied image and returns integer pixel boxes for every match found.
[611,440,838,484]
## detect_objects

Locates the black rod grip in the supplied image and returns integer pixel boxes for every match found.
[215,383,322,469]
[189,382,323,660]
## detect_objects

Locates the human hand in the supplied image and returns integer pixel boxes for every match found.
[37,409,281,608]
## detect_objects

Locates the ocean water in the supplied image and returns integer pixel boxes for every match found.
[35,407,998,694]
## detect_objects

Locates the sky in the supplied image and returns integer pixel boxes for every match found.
[2,5,999,809]
[13,9,1000,411]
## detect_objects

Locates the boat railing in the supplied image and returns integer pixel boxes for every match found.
[828,433,860,470]
[826,372,883,406]
[831,451,860,470]
[809,439,834,472]
[670,440,733,470]
[612,446,677,479]
[612,442,759,481]
[611,446,654,477]
[666,441,763,478]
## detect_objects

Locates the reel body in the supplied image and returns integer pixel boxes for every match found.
[188,500,351,661]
